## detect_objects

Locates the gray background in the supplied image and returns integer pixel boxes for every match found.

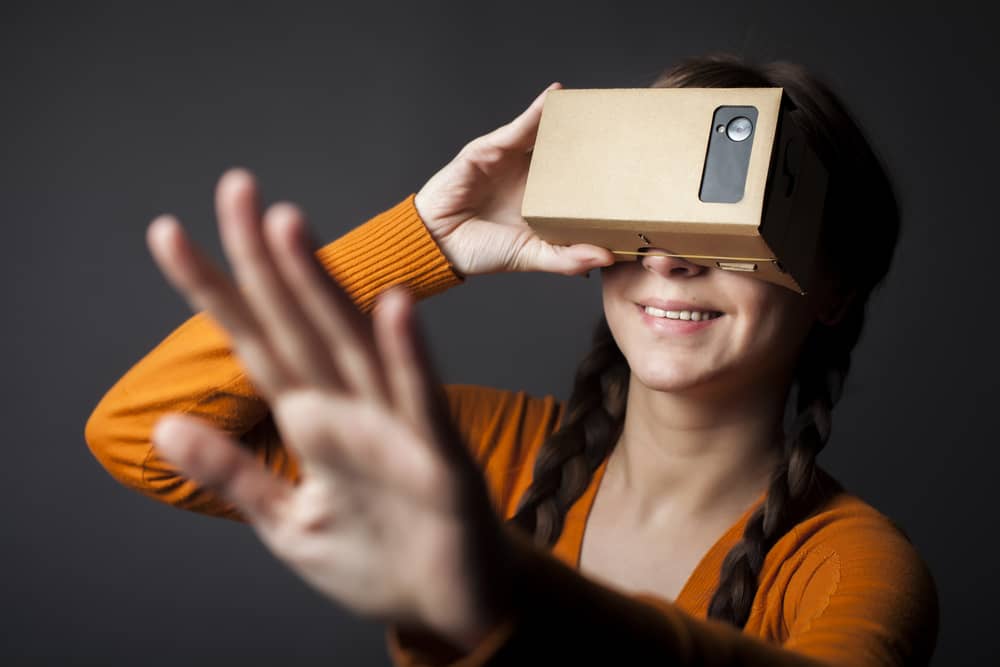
[3,1,995,664]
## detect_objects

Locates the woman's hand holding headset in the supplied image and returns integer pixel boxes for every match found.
[415,82,616,277]
[145,171,516,650]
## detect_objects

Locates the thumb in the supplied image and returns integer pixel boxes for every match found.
[523,240,616,276]
[152,414,289,527]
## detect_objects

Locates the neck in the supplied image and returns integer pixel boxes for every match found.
[606,372,790,524]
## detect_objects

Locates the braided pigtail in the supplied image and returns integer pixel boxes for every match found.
[644,53,900,628]
[706,320,852,626]
[508,317,629,547]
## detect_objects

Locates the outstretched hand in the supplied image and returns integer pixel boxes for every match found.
[145,169,513,649]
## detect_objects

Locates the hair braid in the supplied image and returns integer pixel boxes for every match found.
[508,317,628,547]
[706,323,845,625]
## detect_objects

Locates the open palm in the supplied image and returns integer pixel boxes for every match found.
[145,169,510,647]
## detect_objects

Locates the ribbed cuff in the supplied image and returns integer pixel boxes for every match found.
[314,193,464,314]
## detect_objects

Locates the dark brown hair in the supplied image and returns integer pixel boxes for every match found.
[507,53,901,628]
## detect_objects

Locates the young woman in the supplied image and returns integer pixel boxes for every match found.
[85,54,939,665]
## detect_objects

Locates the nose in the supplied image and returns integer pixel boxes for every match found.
[639,248,709,279]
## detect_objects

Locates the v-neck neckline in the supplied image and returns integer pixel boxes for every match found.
[550,454,767,615]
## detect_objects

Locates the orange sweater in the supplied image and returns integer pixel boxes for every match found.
[85,194,939,666]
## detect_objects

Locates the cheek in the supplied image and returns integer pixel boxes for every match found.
[600,280,641,364]
[599,262,634,291]
[600,265,632,326]
[601,293,633,352]
[731,294,814,375]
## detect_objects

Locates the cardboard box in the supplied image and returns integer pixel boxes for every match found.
[521,88,828,294]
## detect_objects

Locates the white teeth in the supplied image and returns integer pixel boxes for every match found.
[643,306,721,321]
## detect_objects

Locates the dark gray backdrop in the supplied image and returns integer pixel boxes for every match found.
[3,1,994,664]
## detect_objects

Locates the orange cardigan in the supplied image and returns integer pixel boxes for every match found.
[85,194,939,666]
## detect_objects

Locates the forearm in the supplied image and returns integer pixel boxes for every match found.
[388,526,831,667]
[85,193,464,518]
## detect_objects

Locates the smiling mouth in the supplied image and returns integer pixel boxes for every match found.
[639,304,725,321]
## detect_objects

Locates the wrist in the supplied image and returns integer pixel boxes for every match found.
[451,544,516,651]
[413,190,469,279]
[424,497,520,652]
[394,535,516,658]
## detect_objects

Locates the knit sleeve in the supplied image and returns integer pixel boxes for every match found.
[386,512,938,667]
[84,193,465,522]
[775,511,939,665]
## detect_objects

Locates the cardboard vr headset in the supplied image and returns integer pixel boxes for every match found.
[521,87,828,294]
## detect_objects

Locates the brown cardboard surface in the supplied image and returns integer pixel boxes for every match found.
[521,88,828,294]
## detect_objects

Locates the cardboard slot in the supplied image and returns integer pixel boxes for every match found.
[716,261,758,272]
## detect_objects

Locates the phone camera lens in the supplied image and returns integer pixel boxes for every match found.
[726,116,753,142]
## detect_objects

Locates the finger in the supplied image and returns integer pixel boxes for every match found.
[214,170,347,392]
[484,81,562,153]
[146,214,294,399]
[520,239,616,276]
[151,413,292,529]
[372,287,464,462]
[264,203,390,404]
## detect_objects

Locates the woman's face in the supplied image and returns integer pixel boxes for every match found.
[601,251,823,398]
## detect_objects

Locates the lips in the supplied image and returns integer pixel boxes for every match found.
[635,303,724,333]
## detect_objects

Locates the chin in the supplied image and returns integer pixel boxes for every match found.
[627,355,721,394]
